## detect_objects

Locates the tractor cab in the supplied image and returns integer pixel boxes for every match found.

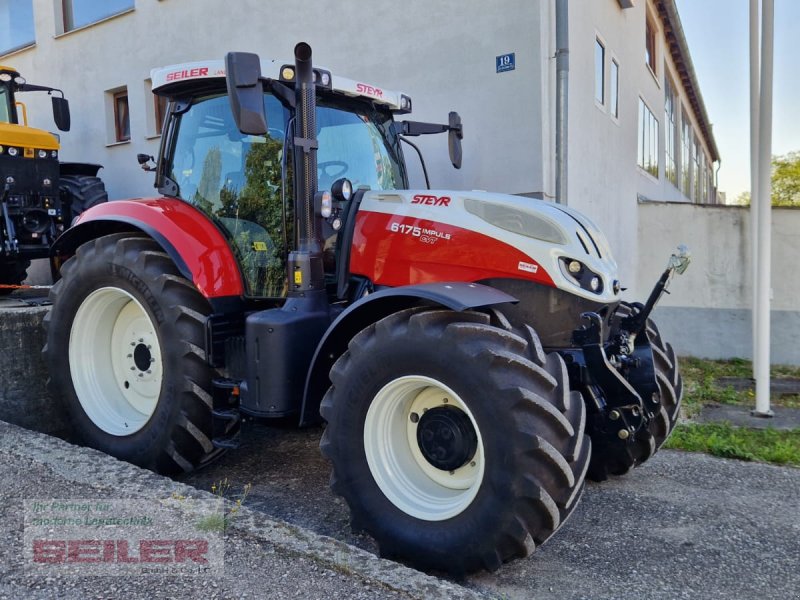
[151,59,411,299]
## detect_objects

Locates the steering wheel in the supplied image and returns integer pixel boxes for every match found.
[318,161,348,180]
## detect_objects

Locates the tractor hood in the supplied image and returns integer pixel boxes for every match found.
[355,189,621,303]
[0,122,60,151]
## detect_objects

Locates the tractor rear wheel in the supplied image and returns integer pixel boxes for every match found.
[320,308,590,574]
[59,174,108,223]
[586,302,683,481]
[44,233,221,474]
[0,259,30,295]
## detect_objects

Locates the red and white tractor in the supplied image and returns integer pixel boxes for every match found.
[45,43,687,574]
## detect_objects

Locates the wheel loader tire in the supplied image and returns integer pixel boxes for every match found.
[320,307,590,575]
[586,302,683,481]
[44,233,222,475]
[59,174,108,223]
[0,259,30,295]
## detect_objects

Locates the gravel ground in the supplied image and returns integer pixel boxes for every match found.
[182,420,800,600]
[0,421,482,600]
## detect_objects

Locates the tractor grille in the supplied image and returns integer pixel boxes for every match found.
[1,154,60,198]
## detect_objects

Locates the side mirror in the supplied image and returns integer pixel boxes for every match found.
[448,111,463,169]
[225,52,267,136]
[137,153,156,172]
[52,96,71,132]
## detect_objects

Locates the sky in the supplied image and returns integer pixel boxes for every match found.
[674,0,800,202]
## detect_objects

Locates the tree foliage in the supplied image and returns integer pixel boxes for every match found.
[733,151,800,206]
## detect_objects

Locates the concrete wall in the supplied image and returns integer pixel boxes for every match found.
[0,306,65,433]
[637,202,800,365]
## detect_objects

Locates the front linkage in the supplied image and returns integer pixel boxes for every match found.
[564,246,691,479]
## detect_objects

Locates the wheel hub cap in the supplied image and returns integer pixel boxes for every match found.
[416,405,477,471]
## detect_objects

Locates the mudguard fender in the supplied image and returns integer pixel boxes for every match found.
[299,282,517,426]
[50,198,244,298]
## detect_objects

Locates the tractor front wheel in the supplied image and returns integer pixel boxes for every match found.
[320,308,590,574]
[44,233,220,474]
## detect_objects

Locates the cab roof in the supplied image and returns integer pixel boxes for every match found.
[0,65,21,77]
[150,59,412,113]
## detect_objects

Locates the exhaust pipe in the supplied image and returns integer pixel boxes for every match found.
[294,42,319,254]
[287,42,325,297]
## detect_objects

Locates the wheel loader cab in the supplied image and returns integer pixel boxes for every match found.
[157,81,407,299]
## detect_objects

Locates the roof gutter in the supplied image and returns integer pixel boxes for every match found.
[658,0,720,162]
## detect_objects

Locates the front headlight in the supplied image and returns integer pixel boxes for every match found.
[558,257,604,294]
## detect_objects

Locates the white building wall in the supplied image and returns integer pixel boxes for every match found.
[5,0,550,201]
[566,0,718,298]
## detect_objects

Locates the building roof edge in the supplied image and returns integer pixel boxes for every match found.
[657,0,720,162]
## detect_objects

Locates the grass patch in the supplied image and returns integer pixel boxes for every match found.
[670,357,800,466]
[665,422,800,466]
[679,357,800,417]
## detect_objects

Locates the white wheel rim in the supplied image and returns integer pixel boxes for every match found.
[364,376,485,521]
[68,287,163,436]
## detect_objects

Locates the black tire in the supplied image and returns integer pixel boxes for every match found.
[0,259,30,295]
[320,307,590,574]
[586,302,683,481]
[44,233,221,474]
[59,174,108,223]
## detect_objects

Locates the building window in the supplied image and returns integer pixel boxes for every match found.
[610,60,619,118]
[0,0,35,55]
[62,0,134,32]
[645,18,657,74]
[694,141,703,202]
[595,38,605,104]
[664,77,677,186]
[680,112,692,197]
[154,94,168,134]
[638,98,659,178]
[113,90,130,142]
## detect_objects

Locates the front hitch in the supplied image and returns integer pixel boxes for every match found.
[622,245,691,337]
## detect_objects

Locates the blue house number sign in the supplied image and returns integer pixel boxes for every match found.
[496,53,515,73]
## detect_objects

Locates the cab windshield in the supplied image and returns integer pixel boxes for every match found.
[0,85,12,123]
[166,91,406,298]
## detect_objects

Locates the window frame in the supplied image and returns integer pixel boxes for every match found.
[113,90,130,143]
[609,58,620,119]
[637,97,659,179]
[680,108,692,198]
[61,0,134,33]
[645,17,657,76]
[594,37,606,106]
[664,75,678,186]
[0,0,36,56]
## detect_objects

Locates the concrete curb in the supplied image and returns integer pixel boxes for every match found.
[0,420,485,600]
